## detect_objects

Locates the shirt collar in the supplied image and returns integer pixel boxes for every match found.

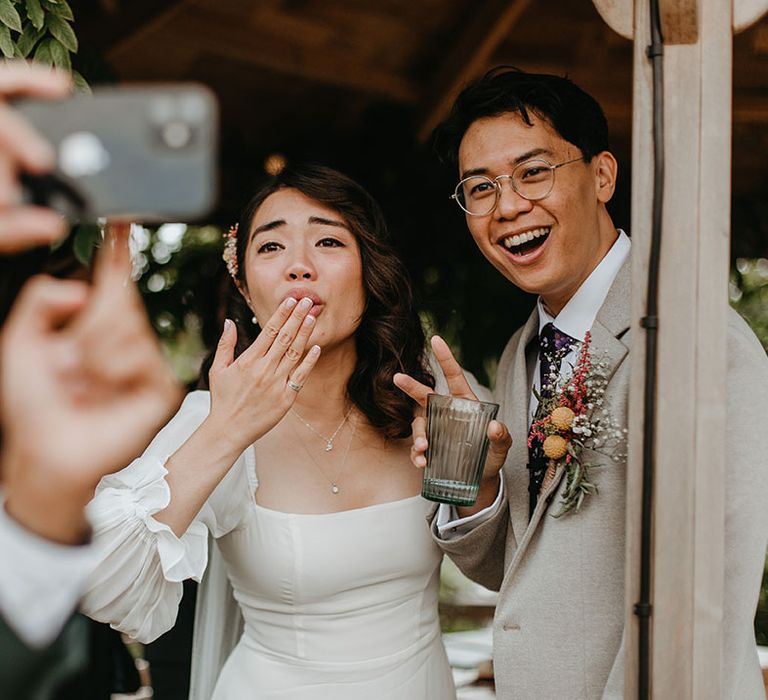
[537,229,631,341]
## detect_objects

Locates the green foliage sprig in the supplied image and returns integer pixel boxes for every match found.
[0,0,87,91]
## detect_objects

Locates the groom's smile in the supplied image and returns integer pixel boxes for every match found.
[498,225,551,259]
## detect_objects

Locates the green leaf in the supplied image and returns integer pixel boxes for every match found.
[16,21,42,57]
[32,36,53,64]
[25,0,43,29]
[0,24,13,57]
[48,36,70,69]
[72,70,90,94]
[72,224,101,266]
[42,0,73,20]
[45,13,76,52]
[0,0,22,32]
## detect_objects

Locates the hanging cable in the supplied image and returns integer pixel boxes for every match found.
[635,0,664,698]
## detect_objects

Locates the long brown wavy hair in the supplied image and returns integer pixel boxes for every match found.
[203,163,433,439]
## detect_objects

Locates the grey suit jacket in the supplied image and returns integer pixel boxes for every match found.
[435,261,768,698]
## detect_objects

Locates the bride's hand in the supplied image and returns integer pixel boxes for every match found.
[207,297,321,451]
[394,335,511,487]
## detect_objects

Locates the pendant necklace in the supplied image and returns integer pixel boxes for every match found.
[291,405,353,452]
[292,413,357,495]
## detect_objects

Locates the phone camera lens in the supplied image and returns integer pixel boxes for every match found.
[161,121,192,149]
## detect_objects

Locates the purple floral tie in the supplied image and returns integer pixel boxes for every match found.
[527,322,577,517]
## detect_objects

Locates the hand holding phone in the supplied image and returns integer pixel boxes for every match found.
[0,61,71,252]
[16,84,219,223]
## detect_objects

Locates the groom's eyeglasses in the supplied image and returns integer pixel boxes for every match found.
[451,157,583,216]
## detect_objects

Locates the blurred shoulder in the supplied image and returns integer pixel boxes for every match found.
[726,308,768,379]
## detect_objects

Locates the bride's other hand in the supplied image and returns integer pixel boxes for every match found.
[206,297,321,453]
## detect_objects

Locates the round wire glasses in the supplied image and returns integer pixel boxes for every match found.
[451,157,583,216]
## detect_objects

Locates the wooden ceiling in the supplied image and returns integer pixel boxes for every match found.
[68,0,768,256]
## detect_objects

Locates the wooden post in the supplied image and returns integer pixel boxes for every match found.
[631,0,768,694]
[591,0,767,696]
[628,0,731,695]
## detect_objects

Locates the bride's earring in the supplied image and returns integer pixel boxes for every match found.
[251,316,258,325]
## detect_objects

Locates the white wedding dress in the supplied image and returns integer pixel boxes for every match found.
[81,391,456,700]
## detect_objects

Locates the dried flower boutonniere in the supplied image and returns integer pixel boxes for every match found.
[528,331,626,517]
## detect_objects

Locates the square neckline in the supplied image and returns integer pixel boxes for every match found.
[246,444,427,517]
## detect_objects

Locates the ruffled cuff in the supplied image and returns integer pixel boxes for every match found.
[88,457,209,583]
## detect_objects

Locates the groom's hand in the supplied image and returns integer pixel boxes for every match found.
[394,336,511,515]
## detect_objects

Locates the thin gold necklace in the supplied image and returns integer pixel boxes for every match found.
[290,405,353,452]
[292,414,357,495]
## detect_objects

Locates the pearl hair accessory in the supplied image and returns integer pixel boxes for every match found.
[222,224,238,279]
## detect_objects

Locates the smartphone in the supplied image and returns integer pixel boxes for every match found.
[15,84,219,222]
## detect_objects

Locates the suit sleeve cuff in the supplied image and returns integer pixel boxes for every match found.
[435,478,505,540]
[0,497,98,648]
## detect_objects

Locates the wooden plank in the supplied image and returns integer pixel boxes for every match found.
[691,0,729,693]
[651,38,700,698]
[624,2,653,693]
[417,0,531,142]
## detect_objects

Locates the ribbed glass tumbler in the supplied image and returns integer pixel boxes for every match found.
[422,394,500,506]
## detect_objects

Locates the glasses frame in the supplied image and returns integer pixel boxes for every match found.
[450,156,584,216]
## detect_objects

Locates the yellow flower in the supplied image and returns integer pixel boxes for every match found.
[550,406,575,431]
[543,435,568,460]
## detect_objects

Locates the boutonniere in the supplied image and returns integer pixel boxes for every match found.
[528,331,626,517]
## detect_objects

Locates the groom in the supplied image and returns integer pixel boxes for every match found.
[395,68,768,698]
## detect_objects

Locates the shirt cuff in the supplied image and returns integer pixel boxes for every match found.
[435,478,505,540]
[0,498,98,648]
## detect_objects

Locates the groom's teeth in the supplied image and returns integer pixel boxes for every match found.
[502,227,550,250]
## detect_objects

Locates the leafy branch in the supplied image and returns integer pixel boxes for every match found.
[0,0,87,91]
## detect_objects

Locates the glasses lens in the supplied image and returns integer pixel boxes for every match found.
[456,176,497,215]
[512,160,554,201]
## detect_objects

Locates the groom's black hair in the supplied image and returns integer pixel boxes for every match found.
[432,66,611,165]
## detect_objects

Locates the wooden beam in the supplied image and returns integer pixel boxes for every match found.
[624,0,729,696]
[149,9,419,104]
[417,0,531,142]
[69,0,187,53]
[106,2,191,60]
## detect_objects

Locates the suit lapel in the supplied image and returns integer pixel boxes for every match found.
[501,311,539,543]
[505,260,631,575]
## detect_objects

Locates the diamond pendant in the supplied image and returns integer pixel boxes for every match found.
[331,484,340,494]
[325,441,333,452]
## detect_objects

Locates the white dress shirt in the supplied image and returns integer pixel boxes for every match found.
[0,498,98,648]
[437,231,631,537]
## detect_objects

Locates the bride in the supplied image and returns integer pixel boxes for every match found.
[80,163,459,699]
